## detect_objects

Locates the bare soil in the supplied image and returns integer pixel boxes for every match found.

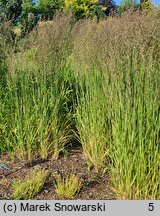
[0,146,115,200]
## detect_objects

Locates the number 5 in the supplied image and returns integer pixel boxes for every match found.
[148,203,154,211]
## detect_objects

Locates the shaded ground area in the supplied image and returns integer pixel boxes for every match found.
[0,147,115,200]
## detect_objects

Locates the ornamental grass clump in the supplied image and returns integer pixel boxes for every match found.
[0,10,160,200]
[98,12,160,199]
[73,11,160,199]
[75,69,109,173]
[4,14,74,161]
[54,172,81,198]
[12,169,49,199]
[0,21,14,153]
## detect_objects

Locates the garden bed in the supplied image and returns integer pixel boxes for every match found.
[0,146,114,200]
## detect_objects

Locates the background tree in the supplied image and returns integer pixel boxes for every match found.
[37,0,64,20]
[140,0,154,12]
[0,0,22,23]
[64,0,98,20]
[20,0,38,34]
[64,0,117,20]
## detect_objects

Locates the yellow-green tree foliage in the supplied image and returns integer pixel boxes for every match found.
[140,0,154,12]
[64,0,98,19]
